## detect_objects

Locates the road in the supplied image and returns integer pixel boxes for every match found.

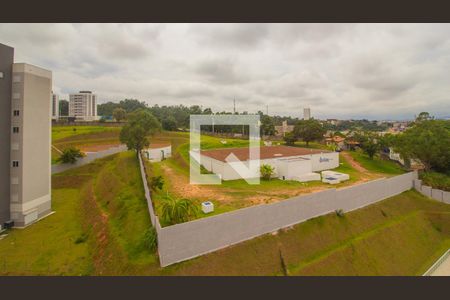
[51,145,128,174]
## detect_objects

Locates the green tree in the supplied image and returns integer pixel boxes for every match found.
[260,115,276,136]
[392,120,450,172]
[415,111,434,123]
[162,116,177,131]
[161,194,199,225]
[59,99,69,116]
[283,132,297,146]
[112,107,127,122]
[119,109,161,155]
[361,137,380,159]
[293,119,326,146]
[58,147,84,164]
[119,99,148,112]
[260,164,275,180]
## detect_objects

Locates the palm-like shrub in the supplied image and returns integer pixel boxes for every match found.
[161,194,199,225]
[260,164,275,180]
[58,147,84,164]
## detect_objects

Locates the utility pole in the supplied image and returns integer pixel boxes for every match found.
[233,98,236,114]
[266,104,269,115]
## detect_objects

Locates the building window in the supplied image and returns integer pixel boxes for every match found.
[13,127,19,133]
[13,110,20,116]
[12,161,19,168]
[0,72,4,79]
[13,75,21,83]
[13,93,20,99]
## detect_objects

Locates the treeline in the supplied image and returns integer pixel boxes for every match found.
[98,99,292,135]
[324,119,389,132]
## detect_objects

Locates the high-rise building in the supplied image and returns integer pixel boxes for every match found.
[0,43,14,227]
[0,43,52,228]
[69,91,99,121]
[51,92,59,120]
[303,107,311,120]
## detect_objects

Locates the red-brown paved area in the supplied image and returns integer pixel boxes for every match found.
[200,145,329,162]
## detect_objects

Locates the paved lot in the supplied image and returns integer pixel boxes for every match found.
[51,145,128,174]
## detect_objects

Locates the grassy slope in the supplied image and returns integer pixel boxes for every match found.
[348,150,405,175]
[0,189,91,275]
[0,151,157,275]
[1,151,449,275]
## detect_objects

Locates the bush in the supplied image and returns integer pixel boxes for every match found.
[150,176,164,191]
[142,227,158,252]
[58,147,84,164]
[161,194,199,225]
[420,171,450,191]
[260,164,275,180]
[335,209,345,217]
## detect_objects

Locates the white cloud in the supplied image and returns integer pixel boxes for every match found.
[1,23,449,120]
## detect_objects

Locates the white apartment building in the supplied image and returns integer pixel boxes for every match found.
[69,91,99,121]
[10,63,52,227]
[51,92,59,120]
[1,43,52,228]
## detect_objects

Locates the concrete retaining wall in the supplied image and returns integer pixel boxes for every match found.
[156,171,416,267]
[414,178,450,204]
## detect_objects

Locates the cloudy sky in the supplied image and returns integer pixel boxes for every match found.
[1,23,449,120]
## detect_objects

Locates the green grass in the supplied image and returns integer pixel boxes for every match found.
[348,150,405,175]
[0,151,158,275]
[2,151,449,275]
[0,189,92,275]
[52,125,121,141]
[52,125,122,164]
[420,171,450,191]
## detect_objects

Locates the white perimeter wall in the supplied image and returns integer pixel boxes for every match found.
[156,171,417,267]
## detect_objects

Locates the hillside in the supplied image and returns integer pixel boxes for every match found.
[0,152,449,275]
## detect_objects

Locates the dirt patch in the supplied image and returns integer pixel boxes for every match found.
[52,175,93,189]
[341,151,368,173]
[160,165,235,202]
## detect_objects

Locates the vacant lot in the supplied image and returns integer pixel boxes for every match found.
[145,132,387,224]
[52,125,122,164]
[0,149,448,275]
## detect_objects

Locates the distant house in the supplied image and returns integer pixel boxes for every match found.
[275,120,294,137]
[325,135,346,150]
[191,145,339,182]
[344,140,360,151]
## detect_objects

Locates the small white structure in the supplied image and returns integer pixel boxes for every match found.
[321,170,350,184]
[143,143,172,162]
[201,201,214,214]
